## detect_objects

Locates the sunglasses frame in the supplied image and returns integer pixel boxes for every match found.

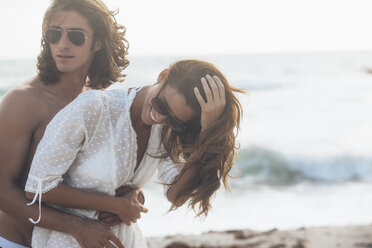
[45,27,92,46]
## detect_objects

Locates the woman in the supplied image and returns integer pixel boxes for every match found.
[25,59,244,248]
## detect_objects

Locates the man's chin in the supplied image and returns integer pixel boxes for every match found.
[56,66,73,73]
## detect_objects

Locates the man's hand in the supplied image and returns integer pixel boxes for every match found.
[72,218,125,248]
[97,211,122,227]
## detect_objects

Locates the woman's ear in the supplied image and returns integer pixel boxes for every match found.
[93,38,102,52]
[157,69,170,84]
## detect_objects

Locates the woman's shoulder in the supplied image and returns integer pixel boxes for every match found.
[104,86,146,105]
[76,86,141,109]
[103,87,129,99]
[74,89,104,103]
[74,89,122,106]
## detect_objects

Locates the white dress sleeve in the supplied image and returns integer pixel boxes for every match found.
[25,91,103,224]
[157,158,182,196]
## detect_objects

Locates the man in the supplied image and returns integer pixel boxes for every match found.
[0,0,132,247]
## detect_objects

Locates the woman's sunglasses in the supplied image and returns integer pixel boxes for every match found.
[151,96,186,132]
[45,28,91,46]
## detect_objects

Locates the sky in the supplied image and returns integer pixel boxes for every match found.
[1,0,372,60]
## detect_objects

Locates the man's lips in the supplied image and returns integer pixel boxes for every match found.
[56,54,74,58]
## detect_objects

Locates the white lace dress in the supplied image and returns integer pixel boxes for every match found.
[25,88,181,248]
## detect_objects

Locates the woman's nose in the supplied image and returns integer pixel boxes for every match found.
[155,112,168,124]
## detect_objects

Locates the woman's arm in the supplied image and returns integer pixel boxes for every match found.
[26,183,147,225]
[166,157,199,206]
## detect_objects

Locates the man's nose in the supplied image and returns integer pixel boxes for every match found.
[57,32,71,49]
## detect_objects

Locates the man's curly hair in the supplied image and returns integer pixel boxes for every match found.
[37,0,129,89]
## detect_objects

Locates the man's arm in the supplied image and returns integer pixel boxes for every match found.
[0,88,124,248]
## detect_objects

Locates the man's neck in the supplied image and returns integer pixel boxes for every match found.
[49,71,90,102]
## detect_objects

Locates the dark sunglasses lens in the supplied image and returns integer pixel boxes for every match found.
[151,97,185,132]
[151,97,168,116]
[45,29,62,44]
[166,119,184,132]
[68,31,85,46]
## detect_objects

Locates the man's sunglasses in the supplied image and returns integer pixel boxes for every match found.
[151,96,186,132]
[45,28,91,46]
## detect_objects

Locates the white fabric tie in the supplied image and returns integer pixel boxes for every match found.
[26,176,43,224]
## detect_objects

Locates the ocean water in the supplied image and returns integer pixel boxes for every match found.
[1,51,371,236]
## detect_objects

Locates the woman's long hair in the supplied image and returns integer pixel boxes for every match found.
[37,0,129,89]
[161,60,245,217]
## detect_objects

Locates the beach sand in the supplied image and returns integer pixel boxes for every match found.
[147,224,372,248]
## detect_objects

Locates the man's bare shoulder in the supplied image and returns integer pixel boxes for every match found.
[0,77,46,128]
[3,76,44,100]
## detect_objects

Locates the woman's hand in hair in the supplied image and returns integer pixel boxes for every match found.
[194,75,226,132]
